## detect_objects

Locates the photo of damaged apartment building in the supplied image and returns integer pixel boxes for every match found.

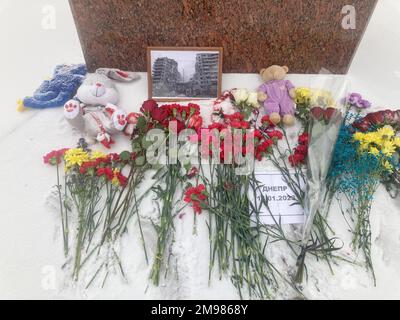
[152,53,219,98]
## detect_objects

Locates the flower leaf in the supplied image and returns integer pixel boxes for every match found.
[135,156,146,166]
[141,137,153,150]
[137,116,147,131]
[119,151,131,161]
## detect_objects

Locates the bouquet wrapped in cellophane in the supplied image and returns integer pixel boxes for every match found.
[295,78,349,283]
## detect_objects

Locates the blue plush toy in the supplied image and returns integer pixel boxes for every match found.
[18,64,87,111]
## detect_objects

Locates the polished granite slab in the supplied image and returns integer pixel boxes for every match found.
[69,0,377,74]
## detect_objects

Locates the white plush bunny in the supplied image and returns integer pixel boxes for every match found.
[63,68,139,148]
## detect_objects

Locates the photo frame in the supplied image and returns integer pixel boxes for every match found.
[147,47,223,102]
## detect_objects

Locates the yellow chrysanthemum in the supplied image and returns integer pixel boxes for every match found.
[354,131,384,147]
[353,132,364,142]
[295,87,312,104]
[381,140,396,156]
[365,132,381,145]
[64,148,90,171]
[383,160,394,172]
[295,87,336,107]
[377,126,395,139]
[359,141,370,152]
[368,146,380,156]
[297,87,311,96]
[355,128,398,174]
[90,150,107,161]
[394,137,400,147]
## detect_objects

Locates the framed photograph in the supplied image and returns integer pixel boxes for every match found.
[147,47,223,101]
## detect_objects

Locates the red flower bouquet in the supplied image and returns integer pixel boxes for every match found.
[134,100,205,286]
[193,96,289,299]
[44,139,148,284]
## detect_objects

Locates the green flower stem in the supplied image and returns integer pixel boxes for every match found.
[56,164,68,257]
[150,164,180,286]
[67,173,103,281]
[352,182,378,285]
[73,198,85,281]
[201,164,282,299]
[134,187,149,264]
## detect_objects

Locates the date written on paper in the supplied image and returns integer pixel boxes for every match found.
[259,194,296,202]
[249,171,305,225]
[151,304,248,317]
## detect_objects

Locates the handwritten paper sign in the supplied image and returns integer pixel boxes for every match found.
[251,171,305,225]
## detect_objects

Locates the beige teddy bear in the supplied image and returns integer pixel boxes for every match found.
[257,65,296,126]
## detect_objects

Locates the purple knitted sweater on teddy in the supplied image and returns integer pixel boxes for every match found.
[258,79,295,115]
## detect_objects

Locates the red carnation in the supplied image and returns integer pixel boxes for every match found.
[289,153,305,166]
[208,122,227,131]
[229,112,244,121]
[79,160,97,174]
[141,99,158,113]
[116,172,128,187]
[261,115,274,128]
[295,144,308,155]
[175,119,186,133]
[298,133,309,145]
[268,130,283,140]
[257,139,272,153]
[166,119,186,133]
[241,121,250,129]
[151,106,169,123]
[43,148,69,165]
[184,184,207,215]
[254,130,263,139]
[230,120,243,129]
[97,167,114,181]
[188,114,203,130]
[43,150,59,165]
[187,103,200,116]
[107,153,120,162]
[288,132,309,166]
[255,139,274,159]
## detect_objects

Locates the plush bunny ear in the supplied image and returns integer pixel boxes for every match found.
[259,68,266,75]
[96,68,140,82]
[282,66,289,73]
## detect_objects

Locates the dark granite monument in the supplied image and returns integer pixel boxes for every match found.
[69,0,377,74]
